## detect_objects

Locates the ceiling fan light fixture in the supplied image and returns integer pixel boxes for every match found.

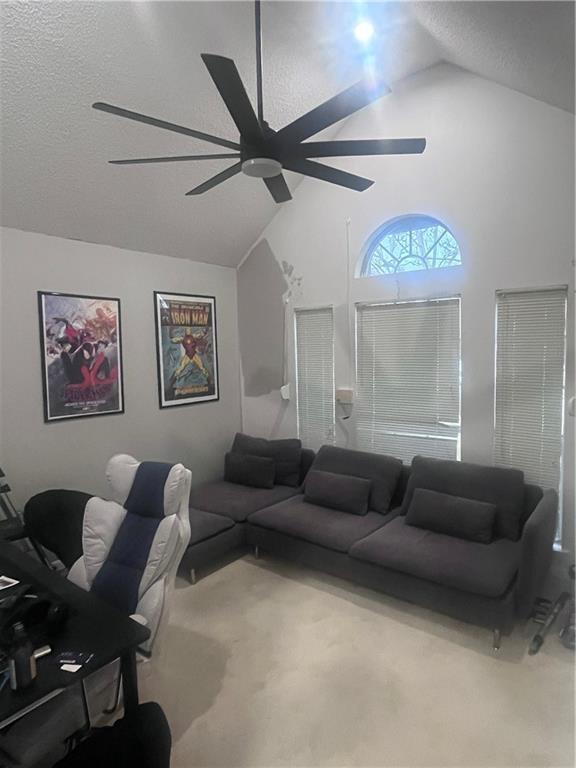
[241,157,282,178]
[354,20,375,43]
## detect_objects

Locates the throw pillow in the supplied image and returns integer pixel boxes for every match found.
[231,433,302,487]
[405,488,497,543]
[224,452,275,489]
[401,456,524,541]
[304,469,372,516]
[308,445,402,513]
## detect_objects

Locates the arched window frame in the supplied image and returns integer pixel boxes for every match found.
[360,214,462,277]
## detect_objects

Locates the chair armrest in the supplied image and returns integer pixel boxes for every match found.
[67,557,89,591]
[515,489,558,618]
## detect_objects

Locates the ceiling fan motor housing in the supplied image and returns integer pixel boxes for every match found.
[241,157,282,178]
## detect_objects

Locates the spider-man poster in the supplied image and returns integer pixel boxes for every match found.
[38,292,124,421]
[154,292,219,408]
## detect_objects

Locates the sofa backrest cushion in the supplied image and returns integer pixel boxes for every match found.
[232,433,302,487]
[304,469,371,516]
[309,446,402,514]
[224,452,275,489]
[401,456,525,541]
[405,488,497,543]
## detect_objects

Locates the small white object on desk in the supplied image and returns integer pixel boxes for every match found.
[60,663,82,673]
[0,575,19,591]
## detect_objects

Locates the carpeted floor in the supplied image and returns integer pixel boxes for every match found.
[140,555,574,767]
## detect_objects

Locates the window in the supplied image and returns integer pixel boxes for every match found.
[295,307,335,449]
[356,298,461,463]
[362,215,462,276]
[494,288,567,510]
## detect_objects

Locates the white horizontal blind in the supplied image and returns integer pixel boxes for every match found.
[295,307,335,449]
[356,298,461,463]
[494,288,567,494]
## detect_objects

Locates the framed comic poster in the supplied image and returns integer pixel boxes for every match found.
[154,292,219,408]
[38,291,124,422]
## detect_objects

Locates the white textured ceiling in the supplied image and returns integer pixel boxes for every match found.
[1,1,574,267]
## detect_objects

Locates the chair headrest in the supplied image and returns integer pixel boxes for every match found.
[106,454,189,517]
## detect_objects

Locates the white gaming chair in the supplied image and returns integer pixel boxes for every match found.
[0,456,191,768]
[69,454,191,655]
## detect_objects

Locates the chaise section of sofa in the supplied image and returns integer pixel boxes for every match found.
[180,435,315,582]
[180,508,243,584]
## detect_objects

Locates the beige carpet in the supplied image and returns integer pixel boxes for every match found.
[140,555,574,768]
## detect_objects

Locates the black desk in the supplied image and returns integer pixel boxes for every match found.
[0,542,150,729]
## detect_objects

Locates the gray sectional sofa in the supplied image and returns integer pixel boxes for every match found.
[183,436,558,648]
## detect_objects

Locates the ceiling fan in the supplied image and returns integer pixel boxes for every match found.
[93,0,426,203]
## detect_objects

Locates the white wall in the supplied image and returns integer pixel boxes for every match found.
[0,227,241,505]
[239,64,575,545]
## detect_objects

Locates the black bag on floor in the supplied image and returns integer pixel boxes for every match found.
[54,702,172,768]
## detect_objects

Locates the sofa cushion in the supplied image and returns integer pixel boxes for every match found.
[304,470,371,516]
[189,481,299,522]
[188,508,235,546]
[309,446,402,514]
[406,488,496,544]
[232,433,302,487]
[401,456,525,541]
[248,495,391,553]
[349,517,521,598]
[224,452,275,489]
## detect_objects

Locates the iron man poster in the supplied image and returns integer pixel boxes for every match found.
[154,292,219,408]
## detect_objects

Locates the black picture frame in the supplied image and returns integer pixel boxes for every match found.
[38,291,125,422]
[154,291,220,409]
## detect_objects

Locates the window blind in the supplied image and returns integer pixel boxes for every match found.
[355,298,461,463]
[494,288,567,495]
[295,307,335,449]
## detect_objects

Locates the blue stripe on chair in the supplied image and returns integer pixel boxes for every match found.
[125,462,173,519]
[91,515,161,613]
[91,461,174,613]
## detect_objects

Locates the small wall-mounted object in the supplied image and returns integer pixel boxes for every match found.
[336,387,354,420]
[569,396,575,417]
[335,388,354,405]
[280,384,291,401]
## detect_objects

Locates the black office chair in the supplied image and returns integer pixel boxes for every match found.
[0,468,27,544]
[23,490,91,570]
[54,702,172,768]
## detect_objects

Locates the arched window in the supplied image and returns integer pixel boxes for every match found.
[361,215,462,276]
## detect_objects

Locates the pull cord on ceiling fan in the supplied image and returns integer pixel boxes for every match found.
[93,0,426,202]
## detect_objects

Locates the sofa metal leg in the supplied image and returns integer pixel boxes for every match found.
[492,628,502,651]
[189,568,197,585]
[254,545,260,560]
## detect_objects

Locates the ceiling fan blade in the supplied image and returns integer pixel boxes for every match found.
[263,174,292,203]
[109,153,241,165]
[274,78,390,145]
[201,54,263,144]
[92,102,240,151]
[282,158,373,192]
[296,138,427,158]
[185,162,242,196]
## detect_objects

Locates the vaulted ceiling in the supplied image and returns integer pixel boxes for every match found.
[1,1,574,267]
